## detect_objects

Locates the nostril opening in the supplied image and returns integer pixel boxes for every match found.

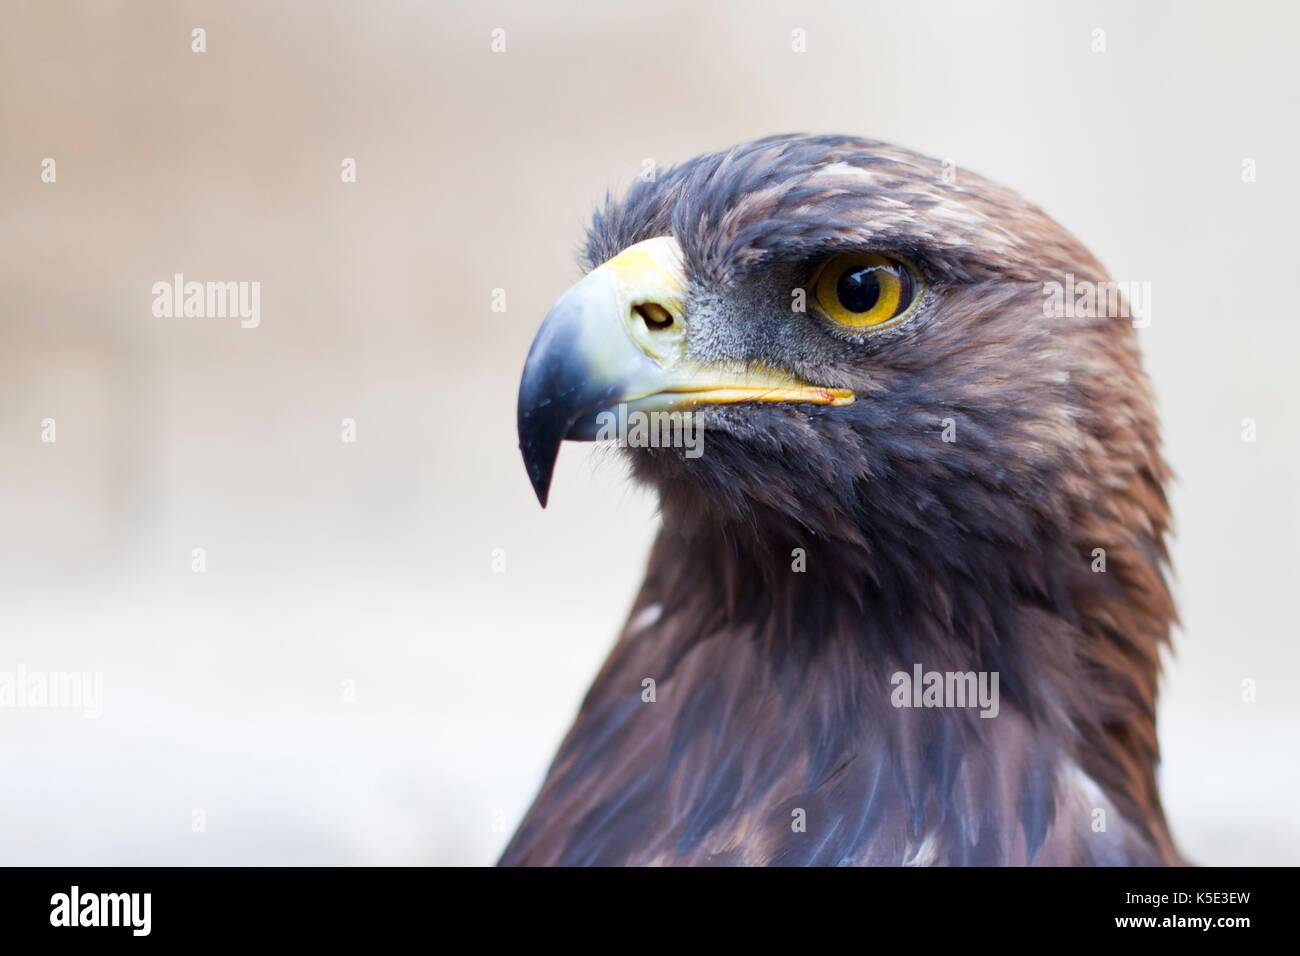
[634,302,674,331]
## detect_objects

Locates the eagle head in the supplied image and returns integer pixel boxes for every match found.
[511,134,1179,866]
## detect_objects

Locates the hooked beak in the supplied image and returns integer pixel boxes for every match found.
[516,236,854,506]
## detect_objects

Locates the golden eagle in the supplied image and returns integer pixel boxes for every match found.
[508,134,1181,866]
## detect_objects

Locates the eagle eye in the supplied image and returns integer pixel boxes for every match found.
[810,253,919,330]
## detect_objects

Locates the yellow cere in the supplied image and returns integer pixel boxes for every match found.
[601,237,689,313]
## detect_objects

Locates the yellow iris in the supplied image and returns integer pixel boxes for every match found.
[811,253,918,329]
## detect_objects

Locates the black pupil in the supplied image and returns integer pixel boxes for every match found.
[837,267,881,313]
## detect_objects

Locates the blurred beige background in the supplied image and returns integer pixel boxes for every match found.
[1,0,1297,865]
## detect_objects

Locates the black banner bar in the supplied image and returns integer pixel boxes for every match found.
[0,865,1282,942]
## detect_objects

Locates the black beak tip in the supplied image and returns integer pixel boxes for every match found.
[522,443,555,508]
[518,403,560,509]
